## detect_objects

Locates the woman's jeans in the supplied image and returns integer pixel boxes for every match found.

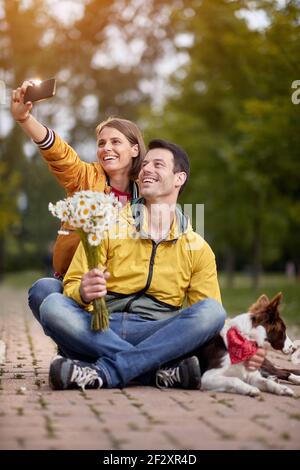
[29,279,226,388]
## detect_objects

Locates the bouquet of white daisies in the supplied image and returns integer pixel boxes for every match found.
[49,190,121,331]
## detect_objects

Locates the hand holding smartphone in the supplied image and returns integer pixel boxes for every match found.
[24,78,56,103]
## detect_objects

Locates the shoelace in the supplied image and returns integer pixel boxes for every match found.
[156,367,181,389]
[70,364,102,391]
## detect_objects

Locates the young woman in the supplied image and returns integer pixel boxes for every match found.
[11,80,146,321]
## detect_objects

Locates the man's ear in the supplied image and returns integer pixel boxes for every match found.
[131,144,139,158]
[175,172,187,189]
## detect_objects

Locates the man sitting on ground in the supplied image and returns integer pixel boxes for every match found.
[39,139,226,390]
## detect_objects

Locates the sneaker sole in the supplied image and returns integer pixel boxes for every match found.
[180,356,201,389]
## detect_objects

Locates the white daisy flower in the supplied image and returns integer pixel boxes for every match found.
[88,231,102,246]
[49,190,121,240]
[49,190,122,332]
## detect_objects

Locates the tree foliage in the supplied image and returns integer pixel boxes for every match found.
[1,0,299,283]
[0,0,175,275]
[142,0,300,286]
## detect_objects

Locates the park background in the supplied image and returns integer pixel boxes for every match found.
[0,0,299,326]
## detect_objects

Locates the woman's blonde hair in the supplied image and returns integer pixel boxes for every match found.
[96,117,146,180]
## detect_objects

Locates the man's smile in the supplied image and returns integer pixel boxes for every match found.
[141,176,159,184]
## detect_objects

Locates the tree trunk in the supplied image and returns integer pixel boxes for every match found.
[252,214,262,290]
[0,234,5,282]
[225,247,235,289]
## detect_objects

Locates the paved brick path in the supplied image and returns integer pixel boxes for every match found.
[0,285,300,450]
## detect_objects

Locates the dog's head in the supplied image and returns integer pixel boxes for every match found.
[248,293,296,354]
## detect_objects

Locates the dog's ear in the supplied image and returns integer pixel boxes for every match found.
[258,294,270,304]
[267,292,282,318]
[269,292,282,308]
[248,294,269,313]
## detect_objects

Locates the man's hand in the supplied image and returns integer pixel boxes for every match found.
[245,347,266,371]
[80,269,110,303]
[11,80,33,121]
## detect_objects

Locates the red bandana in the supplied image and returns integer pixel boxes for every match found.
[227,326,258,364]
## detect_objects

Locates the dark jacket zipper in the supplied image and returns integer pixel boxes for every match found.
[123,240,158,312]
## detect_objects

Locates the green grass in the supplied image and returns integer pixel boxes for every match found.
[3,270,43,289]
[2,270,300,327]
[219,273,300,327]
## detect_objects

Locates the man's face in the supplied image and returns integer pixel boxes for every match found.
[138,148,184,200]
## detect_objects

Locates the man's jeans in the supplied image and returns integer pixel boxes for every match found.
[28,277,63,322]
[38,292,226,388]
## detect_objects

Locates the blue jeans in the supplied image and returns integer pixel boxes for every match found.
[39,293,226,388]
[28,277,63,322]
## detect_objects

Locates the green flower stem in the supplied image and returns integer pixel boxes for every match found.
[78,230,109,332]
[92,298,109,330]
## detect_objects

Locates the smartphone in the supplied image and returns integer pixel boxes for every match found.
[24,78,56,103]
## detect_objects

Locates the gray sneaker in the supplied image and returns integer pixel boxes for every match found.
[49,355,103,391]
[156,356,201,390]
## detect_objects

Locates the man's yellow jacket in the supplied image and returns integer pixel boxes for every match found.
[63,199,222,320]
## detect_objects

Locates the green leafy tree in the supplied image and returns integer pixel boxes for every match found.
[0,161,20,279]
[0,0,63,276]
[0,0,175,276]
[143,0,300,287]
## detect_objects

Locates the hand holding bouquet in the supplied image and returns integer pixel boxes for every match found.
[49,190,121,331]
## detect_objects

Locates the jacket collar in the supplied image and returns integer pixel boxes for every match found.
[130,197,189,241]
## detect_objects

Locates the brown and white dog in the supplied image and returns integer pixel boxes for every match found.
[196,293,300,396]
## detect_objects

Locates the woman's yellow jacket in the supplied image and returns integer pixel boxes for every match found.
[38,128,138,275]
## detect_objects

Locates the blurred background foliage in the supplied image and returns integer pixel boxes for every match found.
[0,0,299,300]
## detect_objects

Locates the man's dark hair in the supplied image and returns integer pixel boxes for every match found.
[148,139,190,194]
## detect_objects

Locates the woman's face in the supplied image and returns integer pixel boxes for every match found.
[96,126,138,176]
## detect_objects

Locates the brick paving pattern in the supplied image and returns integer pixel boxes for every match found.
[0,285,300,450]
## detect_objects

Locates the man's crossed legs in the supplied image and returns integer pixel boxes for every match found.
[37,292,225,390]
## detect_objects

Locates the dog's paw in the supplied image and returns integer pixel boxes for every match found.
[289,374,300,385]
[291,342,300,364]
[248,387,260,397]
[278,385,294,396]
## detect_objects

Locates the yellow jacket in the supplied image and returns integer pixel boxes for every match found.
[63,199,222,320]
[38,128,138,275]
